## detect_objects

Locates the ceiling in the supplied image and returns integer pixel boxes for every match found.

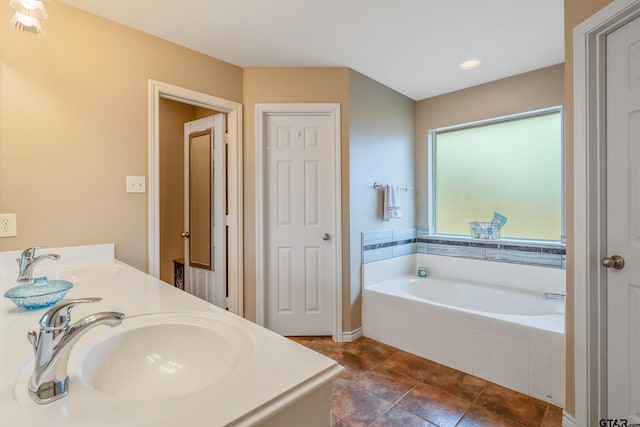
[57,0,564,100]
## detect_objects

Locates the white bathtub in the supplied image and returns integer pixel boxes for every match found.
[362,256,566,407]
[369,276,564,333]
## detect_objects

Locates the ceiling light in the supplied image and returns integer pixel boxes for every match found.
[8,0,50,35]
[10,10,44,35]
[459,59,481,70]
[9,0,48,18]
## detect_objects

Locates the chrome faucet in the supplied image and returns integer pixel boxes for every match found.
[16,246,60,283]
[543,292,566,300]
[27,298,125,404]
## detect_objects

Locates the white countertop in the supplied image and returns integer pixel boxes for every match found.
[0,244,342,426]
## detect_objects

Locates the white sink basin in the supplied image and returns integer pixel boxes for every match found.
[75,312,256,400]
[44,264,125,284]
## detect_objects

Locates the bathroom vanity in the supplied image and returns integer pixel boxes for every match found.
[0,244,342,426]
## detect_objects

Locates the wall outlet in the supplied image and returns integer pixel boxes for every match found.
[126,176,146,193]
[0,213,17,237]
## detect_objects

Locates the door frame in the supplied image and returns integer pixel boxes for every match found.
[148,80,244,316]
[255,103,343,342]
[574,0,640,424]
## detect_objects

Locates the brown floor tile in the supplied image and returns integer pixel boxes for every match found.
[351,366,418,402]
[541,404,563,427]
[370,406,438,427]
[332,368,359,393]
[332,349,379,375]
[456,405,526,427]
[332,383,395,427]
[381,350,439,381]
[331,413,351,427]
[304,337,346,358]
[397,382,471,427]
[475,383,548,427]
[423,364,487,401]
[343,338,398,364]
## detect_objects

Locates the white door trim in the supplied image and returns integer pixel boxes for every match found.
[148,80,244,316]
[574,1,640,424]
[255,103,343,342]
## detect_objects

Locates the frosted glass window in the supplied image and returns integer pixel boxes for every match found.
[430,108,563,241]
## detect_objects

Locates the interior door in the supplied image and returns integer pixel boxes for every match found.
[606,14,640,420]
[183,114,226,308]
[265,113,336,335]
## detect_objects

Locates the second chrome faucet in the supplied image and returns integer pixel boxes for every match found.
[16,246,60,283]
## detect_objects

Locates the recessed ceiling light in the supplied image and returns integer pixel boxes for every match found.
[459,59,481,70]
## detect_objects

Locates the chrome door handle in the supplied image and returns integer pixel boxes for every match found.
[181,232,190,238]
[602,255,624,269]
[322,233,330,241]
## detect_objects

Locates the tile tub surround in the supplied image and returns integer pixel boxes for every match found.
[361,256,566,407]
[361,227,566,268]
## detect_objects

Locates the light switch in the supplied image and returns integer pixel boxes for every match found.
[126,176,146,193]
[0,213,17,237]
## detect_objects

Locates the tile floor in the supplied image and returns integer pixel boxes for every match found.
[289,336,563,427]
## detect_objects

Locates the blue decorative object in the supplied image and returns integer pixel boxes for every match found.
[4,280,73,310]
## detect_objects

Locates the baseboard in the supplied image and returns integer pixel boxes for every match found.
[341,327,363,342]
[562,412,575,427]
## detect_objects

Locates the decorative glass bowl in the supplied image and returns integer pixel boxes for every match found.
[4,280,73,310]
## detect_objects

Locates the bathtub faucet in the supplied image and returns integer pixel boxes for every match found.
[543,292,565,300]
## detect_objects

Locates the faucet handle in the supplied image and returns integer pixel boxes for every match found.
[16,246,47,265]
[39,297,102,331]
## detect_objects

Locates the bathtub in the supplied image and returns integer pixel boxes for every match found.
[362,256,566,406]
[368,276,564,333]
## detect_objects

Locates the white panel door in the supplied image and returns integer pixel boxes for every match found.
[183,114,226,308]
[265,114,335,335]
[606,14,640,421]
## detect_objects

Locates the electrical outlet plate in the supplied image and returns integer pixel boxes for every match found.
[126,176,146,193]
[0,213,17,237]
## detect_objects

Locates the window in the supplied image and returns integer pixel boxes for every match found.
[429,107,563,242]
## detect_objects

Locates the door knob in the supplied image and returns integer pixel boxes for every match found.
[601,255,624,269]
[322,233,330,241]
[181,232,190,238]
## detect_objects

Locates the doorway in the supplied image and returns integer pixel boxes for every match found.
[149,80,243,316]
[182,114,226,307]
[255,103,343,340]
[574,0,640,424]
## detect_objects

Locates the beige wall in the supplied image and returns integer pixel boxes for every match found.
[242,67,351,324]
[159,99,192,284]
[563,0,613,417]
[415,64,564,226]
[0,2,242,271]
[348,69,415,331]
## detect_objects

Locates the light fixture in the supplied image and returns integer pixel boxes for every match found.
[8,0,50,35]
[459,59,481,70]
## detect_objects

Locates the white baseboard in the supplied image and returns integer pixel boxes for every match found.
[341,327,362,342]
[562,412,575,427]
